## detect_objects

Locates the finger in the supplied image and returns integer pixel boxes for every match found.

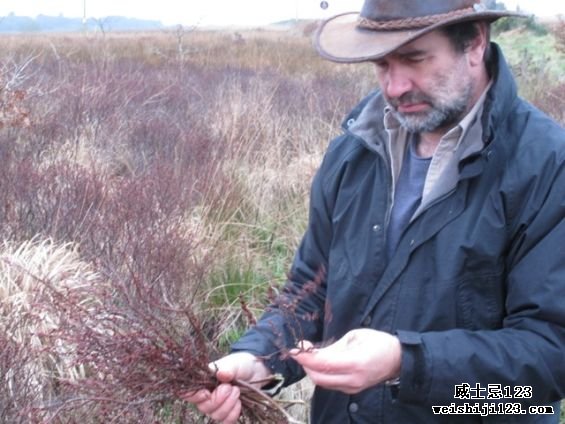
[208,385,241,423]
[298,340,315,351]
[292,348,357,374]
[198,384,234,415]
[300,368,362,394]
[208,359,237,383]
[289,339,316,361]
[179,389,210,404]
[215,368,236,383]
[222,395,243,424]
[291,350,320,368]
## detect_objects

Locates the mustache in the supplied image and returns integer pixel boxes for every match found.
[387,91,433,109]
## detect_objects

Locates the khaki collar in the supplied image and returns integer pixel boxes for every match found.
[383,81,492,217]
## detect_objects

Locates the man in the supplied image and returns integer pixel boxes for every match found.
[183,0,565,422]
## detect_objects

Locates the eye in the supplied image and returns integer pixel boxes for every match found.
[374,59,388,70]
[404,55,425,64]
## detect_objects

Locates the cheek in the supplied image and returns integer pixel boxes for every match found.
[374,68,387,90]
[428,67,462,94]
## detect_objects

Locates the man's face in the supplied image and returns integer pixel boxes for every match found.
[374,30,476,134]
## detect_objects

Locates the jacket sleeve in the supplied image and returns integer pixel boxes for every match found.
[230,141,340,386]
[397,151,565,406]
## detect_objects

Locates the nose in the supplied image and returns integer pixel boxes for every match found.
[383,66,413,99]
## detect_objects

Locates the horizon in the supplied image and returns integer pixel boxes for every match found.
[0,0,563,29]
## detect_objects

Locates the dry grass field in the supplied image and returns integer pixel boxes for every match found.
[0,22,563,423]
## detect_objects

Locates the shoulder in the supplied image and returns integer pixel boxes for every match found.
[505,99,565,166]
[492,99,565,227]
[484,44,565,164]
[322,90,388,171]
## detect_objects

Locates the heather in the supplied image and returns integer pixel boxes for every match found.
[0,24,563,423]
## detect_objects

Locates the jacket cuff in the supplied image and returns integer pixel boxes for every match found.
[230,321,306,389]
[395,330,432,404]
[230,334,285,376]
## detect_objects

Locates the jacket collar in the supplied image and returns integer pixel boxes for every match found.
[481,42,519,146]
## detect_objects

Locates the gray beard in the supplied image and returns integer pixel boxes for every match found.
[387,79,474,134]
[390,100,467,133]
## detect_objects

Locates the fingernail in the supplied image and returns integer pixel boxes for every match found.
[298,340,313,350]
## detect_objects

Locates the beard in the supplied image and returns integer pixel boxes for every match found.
[385,69,474,134]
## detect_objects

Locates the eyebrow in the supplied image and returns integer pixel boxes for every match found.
[395,48,427,58]
[375,48,429,65]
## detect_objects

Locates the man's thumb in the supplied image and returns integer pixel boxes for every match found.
[208,362,236,383]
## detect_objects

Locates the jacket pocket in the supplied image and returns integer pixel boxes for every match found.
[456,270,506,330]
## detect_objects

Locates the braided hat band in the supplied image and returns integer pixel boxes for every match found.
[357,7,476,31]
[315,1,525,63]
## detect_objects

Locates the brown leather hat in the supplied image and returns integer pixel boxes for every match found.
[315,0,525,63]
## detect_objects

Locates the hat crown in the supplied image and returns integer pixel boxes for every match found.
[315,0,521,63]
[360,0,478,22]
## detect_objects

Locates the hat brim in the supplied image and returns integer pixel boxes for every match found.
[315,10,525,63]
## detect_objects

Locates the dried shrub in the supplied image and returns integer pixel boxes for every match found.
[530,81,565,126]
[0,86,30,129]
[0,238,100,423]
[0,57,32,129]
[0,31,368,424]
[508,47,565,126]
[551,18,565,55]
[1,238,299,423]
[0,320,40,424]
[0,160,108,243]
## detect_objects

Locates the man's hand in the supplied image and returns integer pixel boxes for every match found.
[290,328,401,394]
[180,352,271,424]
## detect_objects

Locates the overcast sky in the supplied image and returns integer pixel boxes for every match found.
[0,0,562,27]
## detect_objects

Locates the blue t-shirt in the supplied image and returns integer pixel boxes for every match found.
[386,136,431,259]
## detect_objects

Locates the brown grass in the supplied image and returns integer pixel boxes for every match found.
[0,25,562,423]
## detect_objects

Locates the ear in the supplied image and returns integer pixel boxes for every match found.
[467,22,489,67]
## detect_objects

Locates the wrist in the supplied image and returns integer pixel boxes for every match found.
[386,336,402,381]
[251,358,273,383]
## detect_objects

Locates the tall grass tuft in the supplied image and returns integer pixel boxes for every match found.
[0,238,98,423]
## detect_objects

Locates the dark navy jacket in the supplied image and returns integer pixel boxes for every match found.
[232,44,565,423]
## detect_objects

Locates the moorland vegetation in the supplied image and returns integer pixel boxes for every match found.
[0,18,563,423]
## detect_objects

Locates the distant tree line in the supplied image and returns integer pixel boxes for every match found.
[0,13,164,33]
